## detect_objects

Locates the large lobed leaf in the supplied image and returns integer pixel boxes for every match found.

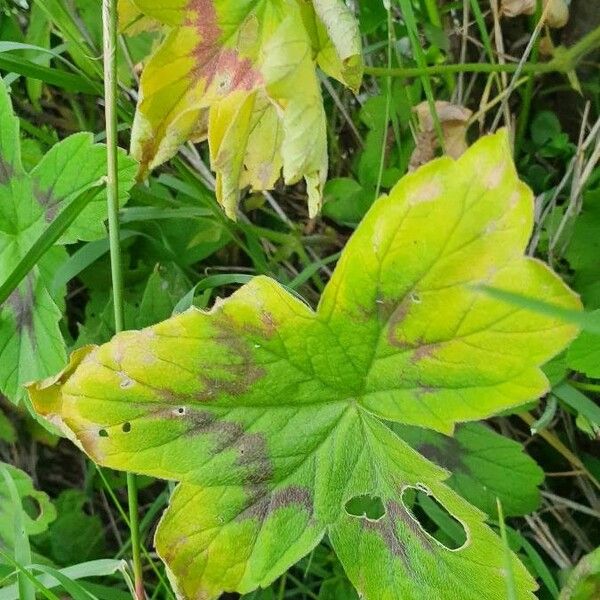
[126,0,363,218]
[0,79,137,404]
[30,131,580,599]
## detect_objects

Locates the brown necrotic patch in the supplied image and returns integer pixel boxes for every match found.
[417,436,467,474]
[0,156,14,185]
[385,298,412,348]
[194,316,267,402]
[33,184,59,223]
[240,485,313,522]
[409,342,440,364]
[359,496,445,566]
[184,410,273,486]
[361,501,414,562]
[6,276,36,349]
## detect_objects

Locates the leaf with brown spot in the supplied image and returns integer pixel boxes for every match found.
[29,132,580,599]
[0,79,137,404]
[127,0,362,218]
[394,422,545,517]
[118,0,160,35]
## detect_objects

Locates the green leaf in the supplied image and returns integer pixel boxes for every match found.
[318,578,359,600]
[0,54,98,95]
[393,423,544,517]
[34,490,106,566]
[74,263,191,348]
[0,559,129,600]
[24,3,51,110]
[129,0,363,218]
[29,132,580,600]
[0,78,137,404]
[552,382,600,428]
[136,264,191,328]
[531,111,562,147]
[566,310,600,377]
[0,463,56,556]
[565,189,600,309]
[559,547,600,600]
[0,410,16,443]
[322,177,371,226]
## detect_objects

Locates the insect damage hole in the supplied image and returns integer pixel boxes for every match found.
[401,486,467,550]
[122,422,132,433]
[98,429,109,438]
[345,494,386,521]
[21,495,41,520]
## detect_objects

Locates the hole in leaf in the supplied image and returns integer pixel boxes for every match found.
[176,407,186,415]
[98,429,108,437]
[401,487,467,550]
[21,495,41,520]
[345,494,386,521]
[122,422,131,433]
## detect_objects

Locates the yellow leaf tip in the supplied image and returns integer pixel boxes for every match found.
[26,345,96,417]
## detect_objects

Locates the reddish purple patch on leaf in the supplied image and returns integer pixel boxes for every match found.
[241,485,313,521]
[33,184,59,223]
[187,0,262,93]
[6,276,37,349]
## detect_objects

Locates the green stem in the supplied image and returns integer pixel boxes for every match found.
[422,0,442,28]
[101,1,144,598]
[364,60,552,78]
[364,22,600,78]
[571,381,600,394]
[127,472,144,599]
[277,572,288,600]
[375,6,393,201]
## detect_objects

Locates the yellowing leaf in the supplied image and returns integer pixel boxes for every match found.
[129,0,362,219]
[306,0,363,91]
[29,132,580,600]
[118,0,160,35]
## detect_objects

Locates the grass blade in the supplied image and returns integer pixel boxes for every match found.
[496,498,518,600]
[553,383,600,427]
[476,285,600,334]
[0,54,98,94]
[0,183,103,305]
[0,469,34,600]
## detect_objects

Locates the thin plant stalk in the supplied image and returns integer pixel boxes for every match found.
[395,0,445,148]
[515,0,543,153]
[375,6,394,200]
[102,0,144,597]
[364,21,600,79]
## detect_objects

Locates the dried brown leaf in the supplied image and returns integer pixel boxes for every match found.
[501,0,569,28]
[409,101,472,171]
